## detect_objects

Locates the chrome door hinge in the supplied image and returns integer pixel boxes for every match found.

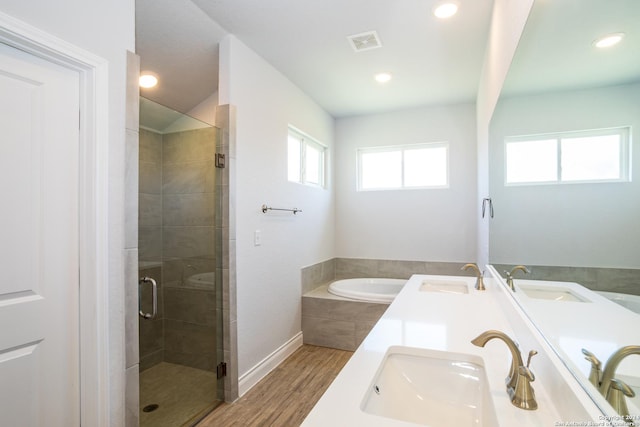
[215,153,226,168]
[217,362,227,379]
[482,198,494,219]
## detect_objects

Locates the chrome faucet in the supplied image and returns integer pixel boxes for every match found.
[472,330,538,410]
[462,263,485,291]
[503,265,530,291]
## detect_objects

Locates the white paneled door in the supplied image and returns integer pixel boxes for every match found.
[0,41,80,426]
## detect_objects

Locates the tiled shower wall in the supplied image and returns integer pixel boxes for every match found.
[138,126,218,372]
[139,128,162,263]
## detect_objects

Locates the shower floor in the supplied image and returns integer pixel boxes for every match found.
[140,362,221,427]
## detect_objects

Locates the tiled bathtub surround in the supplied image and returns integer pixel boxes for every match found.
[301,257,477,294]
[301,258,336,295]
[302,288,388,351]
[301,258,479,350]
[493,264,640,296]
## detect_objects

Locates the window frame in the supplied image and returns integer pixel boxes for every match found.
[287,126,327,188]
[504,126,631,186]
[356,141,450,191]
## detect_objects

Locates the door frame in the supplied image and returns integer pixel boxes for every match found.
[0,11,110,426]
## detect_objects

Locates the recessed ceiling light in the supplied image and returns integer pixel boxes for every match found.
[593,33,625,48]
[139,72,158,88]
[374,73,392,84]
[434,2,458,19]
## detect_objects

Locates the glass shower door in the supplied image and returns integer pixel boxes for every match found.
[138,97,224,426]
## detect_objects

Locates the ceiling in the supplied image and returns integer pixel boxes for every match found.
[136,0,640,118]
[136,0,226,114]
[136,0,494,117]
[502,0,640,97]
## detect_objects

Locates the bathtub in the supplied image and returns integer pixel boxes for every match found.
[597,291,640,315]
[328,278,407,303]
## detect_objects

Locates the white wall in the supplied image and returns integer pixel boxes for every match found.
[489,83,640,268]
[335,104,477,262]
[0,1,134,425]
[475,0,534,267]
[218,35,335,378]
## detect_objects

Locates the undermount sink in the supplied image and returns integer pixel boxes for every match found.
[419,279,469,294]
[361,346,497,426]
[519,285,590,303]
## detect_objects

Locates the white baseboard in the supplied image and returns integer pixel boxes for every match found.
[238,332,303,397]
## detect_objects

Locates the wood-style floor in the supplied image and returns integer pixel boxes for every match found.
[196,345,353,427]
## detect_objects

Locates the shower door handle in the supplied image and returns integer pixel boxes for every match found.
[138,276,158,319]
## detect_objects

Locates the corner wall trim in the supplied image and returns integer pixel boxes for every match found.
[238,332,303,397]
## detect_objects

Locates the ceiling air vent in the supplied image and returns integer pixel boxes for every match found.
[347,31,382,52]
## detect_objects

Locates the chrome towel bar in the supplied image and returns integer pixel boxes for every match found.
[261,204,302,215]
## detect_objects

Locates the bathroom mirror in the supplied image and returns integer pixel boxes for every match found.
[489,0,640,418]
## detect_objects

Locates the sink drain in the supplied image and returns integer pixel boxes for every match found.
[142,404,159,413]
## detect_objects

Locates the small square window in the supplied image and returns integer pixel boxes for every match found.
[404,146,448,187]
[361,150,402,189]
[288,127,326,187]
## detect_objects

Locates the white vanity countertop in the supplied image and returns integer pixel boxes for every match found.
[513,279,640,376]
[301,274,600,427]
[512,279,640,416]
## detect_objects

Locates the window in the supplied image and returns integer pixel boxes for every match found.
[357,142,449,191]
[288,127,326,187]
[505,127,631,185]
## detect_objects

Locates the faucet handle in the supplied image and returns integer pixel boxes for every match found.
[519,365,535,382]
[609,378,635,397]
[606,378,635,420]
[476,273,486,291]
[503,270,515,291]
[526,350,538,368]
[511,365,537,410]
[581,348,602,387]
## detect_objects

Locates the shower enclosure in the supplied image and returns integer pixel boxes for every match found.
[138,97,224,426]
